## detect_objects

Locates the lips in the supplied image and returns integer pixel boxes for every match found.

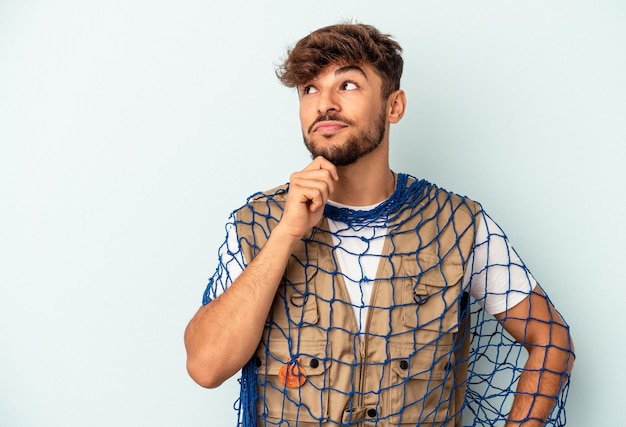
[308,114,354,134]
[312,121,348,134]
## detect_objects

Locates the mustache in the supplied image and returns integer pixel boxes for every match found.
[307,114,355,134]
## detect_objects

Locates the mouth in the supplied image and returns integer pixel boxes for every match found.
[311,121,349,134]
[308,114,354,135]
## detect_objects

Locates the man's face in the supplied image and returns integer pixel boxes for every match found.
[298,64,388,167]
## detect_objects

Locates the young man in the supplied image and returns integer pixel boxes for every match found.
[185,23,574,427]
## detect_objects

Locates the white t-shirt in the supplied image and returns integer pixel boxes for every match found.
[208,201,537,331]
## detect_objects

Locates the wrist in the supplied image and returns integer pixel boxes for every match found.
[270,223,306,249]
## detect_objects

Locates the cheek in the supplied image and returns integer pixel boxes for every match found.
[299,104,315,131]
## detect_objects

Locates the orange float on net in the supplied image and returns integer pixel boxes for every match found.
[278,358,307,388]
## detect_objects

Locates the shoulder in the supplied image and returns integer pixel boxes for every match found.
[235,183,289,213]
[247,183,289,204]
[231,183,290,227]
[228,183,290,258]
[402,173,482,219]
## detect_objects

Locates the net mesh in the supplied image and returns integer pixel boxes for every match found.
[203,174,573,426]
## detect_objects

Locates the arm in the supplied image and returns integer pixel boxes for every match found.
[494,287,575,427]
[184,157,338,388]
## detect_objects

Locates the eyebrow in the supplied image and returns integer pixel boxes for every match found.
[334,65,369,80]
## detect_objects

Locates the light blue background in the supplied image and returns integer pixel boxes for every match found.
[1,1,624,426]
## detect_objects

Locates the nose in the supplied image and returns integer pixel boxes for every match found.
[317,90,340,115]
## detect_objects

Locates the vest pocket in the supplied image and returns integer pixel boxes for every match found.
[268,251,319,329]
[256,340,331,425]
[400,254,464,334]
[384,342,455,425]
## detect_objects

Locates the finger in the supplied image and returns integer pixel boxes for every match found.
[289,179,332,210]
[290,169,336,197]
[303,156,339,181]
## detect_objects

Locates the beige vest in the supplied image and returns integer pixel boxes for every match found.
[236,176,479,426]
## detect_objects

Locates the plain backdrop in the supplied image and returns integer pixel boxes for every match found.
[1,1,624,426]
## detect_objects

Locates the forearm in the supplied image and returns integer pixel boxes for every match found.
[506,333,574,426]
[184,224,301,388]
[494,288,575,426]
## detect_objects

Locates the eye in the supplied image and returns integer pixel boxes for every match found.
[341,81,358,91]
[301,85,318,95]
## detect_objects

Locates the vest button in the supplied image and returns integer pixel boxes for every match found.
[414,293,428,305]
[309,358,319,368]
[367,408,377,418]
[399,360,409,370]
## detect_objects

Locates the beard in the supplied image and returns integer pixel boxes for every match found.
[303,108,387,167]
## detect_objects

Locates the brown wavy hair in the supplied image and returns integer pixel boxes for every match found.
[277,23,403,99]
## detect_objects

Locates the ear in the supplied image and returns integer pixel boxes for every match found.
[386,89,406,124]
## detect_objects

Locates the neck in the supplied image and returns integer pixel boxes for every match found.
[329,143,395,206]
